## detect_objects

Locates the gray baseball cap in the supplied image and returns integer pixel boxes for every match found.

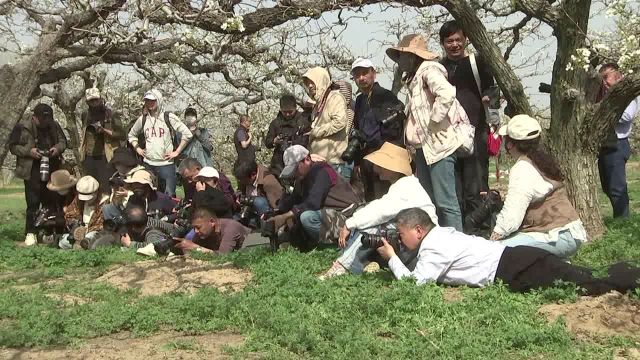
[280,145,310,179]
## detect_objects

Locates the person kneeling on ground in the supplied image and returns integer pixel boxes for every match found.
[174,207,249,254]
[193,166,233,219]
[320,142,438,279]
[233,159,284,221]
[59,175,110,249]
[269,145,360,250]
[489,115,588,258]
[367,208,640,296]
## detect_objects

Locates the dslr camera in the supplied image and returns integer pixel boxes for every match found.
[341,129,367,163]
[360,228,400,249]
[464,190,504,235]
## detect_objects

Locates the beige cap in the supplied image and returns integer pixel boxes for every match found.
[76,176,99,201]
[123,169,156,190]
[498,114,542,140]
[85,88,101,101]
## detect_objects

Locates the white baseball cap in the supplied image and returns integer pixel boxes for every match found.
[76,176,99,201]
[143,91,157,101]
[498,114,542,140]
[280,145,310,179]
[197,166,220,179]
[351,58,375,72]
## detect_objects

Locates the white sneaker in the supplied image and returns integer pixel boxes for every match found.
[24,233,37,246]
[136,243,157,257]
[318,261,348,280]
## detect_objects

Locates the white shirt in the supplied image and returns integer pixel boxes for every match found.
[345,176,438,230]
[493,158,588,243]
[388,227,505,287]
[82,204,95,225]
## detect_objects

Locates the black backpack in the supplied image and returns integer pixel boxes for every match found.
[136,111,179,150]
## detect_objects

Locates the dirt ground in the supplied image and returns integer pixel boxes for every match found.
[97,257,253,296]
[539,291,640,338]
[0,331,245,360]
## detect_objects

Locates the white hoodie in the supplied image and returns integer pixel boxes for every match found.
[128,89,193,166]
[345,175,438,230]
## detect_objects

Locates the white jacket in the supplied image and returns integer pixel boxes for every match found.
[345,175,438,230]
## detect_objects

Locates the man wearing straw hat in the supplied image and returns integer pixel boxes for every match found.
[386,34,463,231]
[319,142,438,279]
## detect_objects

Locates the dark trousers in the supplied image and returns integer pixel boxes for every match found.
[82,155,114,194]
[598,138,630,218]
[456,126,489,231]
[24,162,59,234]
[360,159,391,202]
[495,246,640,296]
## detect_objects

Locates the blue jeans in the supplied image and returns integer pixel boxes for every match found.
[149,164,177,197]
[415,151,462,231]
[598,138,630,218]
[337,230,375,274]
[500,230,582,259]
[252,196,271,217]
[102,204,122,221]
[299,210,322,241]
[331,163,353,180]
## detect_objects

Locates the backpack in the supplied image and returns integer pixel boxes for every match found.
[136,111,179,150]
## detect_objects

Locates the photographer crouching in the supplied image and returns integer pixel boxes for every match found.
[348,58,406,201]
[8,104,67,246]
[319,143,438,279]
[233,160,283,227]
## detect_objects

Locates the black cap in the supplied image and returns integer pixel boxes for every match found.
[33,103,53,118]
[110,147,138,167]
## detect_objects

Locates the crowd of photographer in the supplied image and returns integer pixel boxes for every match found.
[7,19,640,296]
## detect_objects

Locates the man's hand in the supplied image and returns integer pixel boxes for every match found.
[120,233,132,247]
[376,239,396,261]
[482,96,490,105]
[268,211,294,229]
[489,232,503,241]
[135,147,146,158]
[195,181,206,192]
[49,147,60,157]
[94,124,104,134]
[338,225,350,248]
[164,150,180,160]
[175,240,199,251]
[30,148,42,160]
[273,135,284,145]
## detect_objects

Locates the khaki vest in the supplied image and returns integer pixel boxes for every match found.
[520,158,579,233]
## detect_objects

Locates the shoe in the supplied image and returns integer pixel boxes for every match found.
[136,243,157,257]
[318,261,348,280]
[24,233,37,246]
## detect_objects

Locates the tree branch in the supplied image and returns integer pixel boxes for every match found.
[513,0,560,27]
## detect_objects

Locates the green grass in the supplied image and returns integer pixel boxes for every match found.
[0,166,639,358]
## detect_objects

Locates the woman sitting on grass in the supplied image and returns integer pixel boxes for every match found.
[320,142,438,279]
[489,115,588,258]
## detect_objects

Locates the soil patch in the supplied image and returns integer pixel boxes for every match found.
[0,331,244,359]
[97,257,252,296]
[45,293,90,305]
[539,292,640,338]
[443,288,463,303]
[615,348,640,359]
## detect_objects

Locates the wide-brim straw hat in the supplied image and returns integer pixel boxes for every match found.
[123,169,157,190]
[363,142,412,176]
[386,34,438,63]
[47,170,78,192]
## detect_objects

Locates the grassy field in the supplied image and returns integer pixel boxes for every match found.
[0,164,639,359]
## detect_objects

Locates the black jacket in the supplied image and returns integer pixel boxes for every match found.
[353,83,405,157]
[264,111,311,175]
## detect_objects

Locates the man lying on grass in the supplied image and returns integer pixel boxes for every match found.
[334,207,640,296]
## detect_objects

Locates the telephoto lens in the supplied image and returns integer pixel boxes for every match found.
[39,155,50,182]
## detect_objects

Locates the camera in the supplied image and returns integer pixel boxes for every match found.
[259,211,279,253]
[464,190,504,234]
[238,194,256,223]
[379,105,406,127]
[87,122,102,132]
[360,229,400,249]
[341,129,367,163]
[103,215,128,233]
[37,149,50,182]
